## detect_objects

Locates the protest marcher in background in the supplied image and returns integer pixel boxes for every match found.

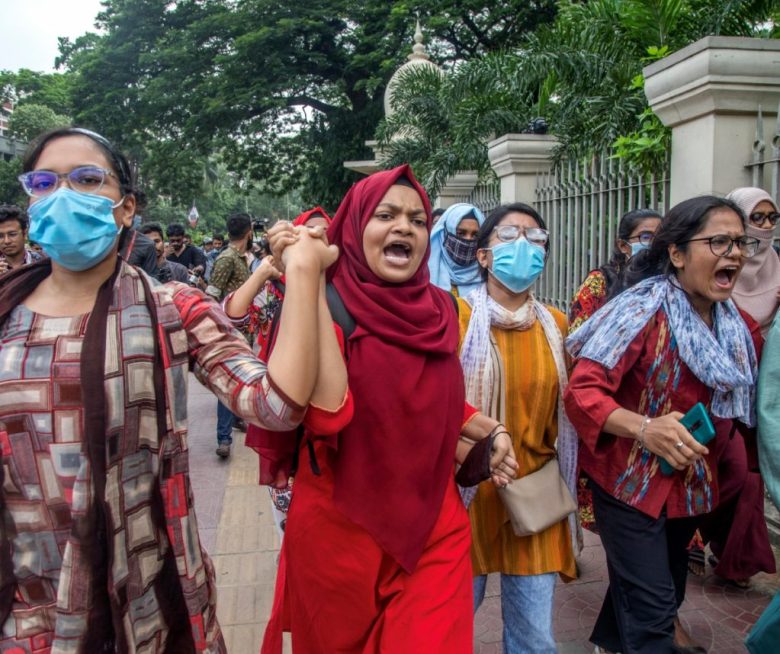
[0,204,40,274]
[140,222,190,283]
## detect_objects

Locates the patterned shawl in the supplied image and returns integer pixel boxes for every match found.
[0,259,223,653]
[460,283,581,553]
[566,275,758,427]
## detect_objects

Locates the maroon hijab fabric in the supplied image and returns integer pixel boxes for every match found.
[292,206,331,227]
[327,165,465,573]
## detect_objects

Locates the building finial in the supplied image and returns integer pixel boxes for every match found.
[409,18,429,62]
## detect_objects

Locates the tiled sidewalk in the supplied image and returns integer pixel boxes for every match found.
[186,374,779,653]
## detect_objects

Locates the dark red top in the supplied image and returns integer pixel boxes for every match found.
[564,308,762,519]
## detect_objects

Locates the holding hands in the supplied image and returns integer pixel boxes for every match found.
[268,221,338,272]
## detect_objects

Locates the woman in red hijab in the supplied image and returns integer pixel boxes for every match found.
[261,166,517,653]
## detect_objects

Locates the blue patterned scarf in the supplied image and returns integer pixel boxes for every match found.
[566,275,757,426]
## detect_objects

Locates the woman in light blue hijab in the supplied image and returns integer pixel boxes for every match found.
[428,202,486,296]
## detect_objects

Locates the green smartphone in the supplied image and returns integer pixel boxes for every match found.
[659,403,715,475]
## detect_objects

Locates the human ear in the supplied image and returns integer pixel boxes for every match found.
[668,243,685,270]
[115,195,137,229]
[476,248,491,270]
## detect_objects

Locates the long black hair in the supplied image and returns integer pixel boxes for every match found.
[476,202,548,282]
[602,208,662,299]
[623,195,745,289]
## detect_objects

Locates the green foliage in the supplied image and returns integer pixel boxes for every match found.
[379,0,778,184]
[57,0,557,209]
[8,104,71,143]
[0,69,75,116]
[0,158,25,207]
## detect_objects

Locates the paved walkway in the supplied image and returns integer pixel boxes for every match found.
[186,374,779,653]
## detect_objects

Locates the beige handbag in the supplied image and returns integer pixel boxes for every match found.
[497,457,577,537]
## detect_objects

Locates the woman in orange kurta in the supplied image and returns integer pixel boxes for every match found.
[458,203,578,653]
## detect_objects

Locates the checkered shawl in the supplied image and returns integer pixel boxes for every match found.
[0,260,303,652]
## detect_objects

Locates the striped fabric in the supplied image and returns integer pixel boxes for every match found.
[458,299,577,580]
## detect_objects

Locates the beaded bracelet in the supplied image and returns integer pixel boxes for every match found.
[638,417,651,448]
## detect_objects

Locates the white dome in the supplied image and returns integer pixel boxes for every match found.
[384,21,442,118]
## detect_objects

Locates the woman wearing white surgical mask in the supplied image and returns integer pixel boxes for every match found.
[726,187,780,337]
[459,203,579,654]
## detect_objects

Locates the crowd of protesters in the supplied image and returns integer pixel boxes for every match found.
[0,125,779,654]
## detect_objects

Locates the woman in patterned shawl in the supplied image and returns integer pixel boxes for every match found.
[565,196,763,654]
[0,127,338,652]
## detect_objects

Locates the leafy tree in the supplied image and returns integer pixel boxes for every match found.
[8,104,71,143]
[379,0,778,187]
[58,0,556,208]
[0,158,25,207]
[0,70,75,116]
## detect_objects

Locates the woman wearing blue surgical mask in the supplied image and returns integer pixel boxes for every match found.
[569,208,662,335]
[459,203,579,653]
[0,127,342,651]
[428,202,486,296]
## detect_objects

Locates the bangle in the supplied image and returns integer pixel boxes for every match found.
[638,417,651,448]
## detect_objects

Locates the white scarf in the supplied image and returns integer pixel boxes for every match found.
[460,284,581,553]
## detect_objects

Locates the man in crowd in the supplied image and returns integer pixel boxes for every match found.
[0,204,40,275]
[202,236,214,255]
[166,223,207,277]
[119,191,158,277]
[204,232,225,281]
[140,222,190,283]
[205,213,255,458]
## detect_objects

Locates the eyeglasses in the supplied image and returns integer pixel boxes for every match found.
[493,225,549,247]
[18,166,117,197]
[749,211,780,227]
[680,234,760,258]
[625,230,655,246]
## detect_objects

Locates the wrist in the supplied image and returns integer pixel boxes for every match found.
[637,416,651,448]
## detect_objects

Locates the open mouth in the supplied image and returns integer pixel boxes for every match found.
[383,241,412,266]
[714,266,739,289]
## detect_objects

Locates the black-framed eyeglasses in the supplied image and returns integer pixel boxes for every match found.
[18,166,117,197]
[749,211,780,227]
[679,234,760,258]
[493,225,549,247]
[625,230,655,246]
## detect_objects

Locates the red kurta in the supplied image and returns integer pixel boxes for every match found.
[564,308,762,519]
[261,405,478,654]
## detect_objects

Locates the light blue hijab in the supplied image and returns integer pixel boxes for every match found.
[428,203,486,295]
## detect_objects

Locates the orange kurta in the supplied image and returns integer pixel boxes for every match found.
[458,298,576,580]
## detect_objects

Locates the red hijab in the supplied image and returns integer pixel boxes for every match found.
[327,165,465,573]
[292,206,331,227]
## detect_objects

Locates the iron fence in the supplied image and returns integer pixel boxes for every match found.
[746,103,780,250]
[535,153,671,312]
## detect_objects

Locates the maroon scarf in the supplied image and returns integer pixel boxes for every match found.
[327,165,465,572]
[0,259,193,652]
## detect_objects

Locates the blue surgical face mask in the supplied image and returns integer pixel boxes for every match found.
[28,188,123,271]
[490,237,546,293]
[630,241,650,257]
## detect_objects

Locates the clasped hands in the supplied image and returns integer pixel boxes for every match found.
[267,221,338,273]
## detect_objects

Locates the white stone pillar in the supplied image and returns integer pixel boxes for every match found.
[434,171,480,209]
[486,134,559,207]
[644,36,780,205]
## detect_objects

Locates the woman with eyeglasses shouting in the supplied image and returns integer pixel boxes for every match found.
[458,203,579,653]
[726,187,780,337]
[565,196,765,654]
[0,127,337,652]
